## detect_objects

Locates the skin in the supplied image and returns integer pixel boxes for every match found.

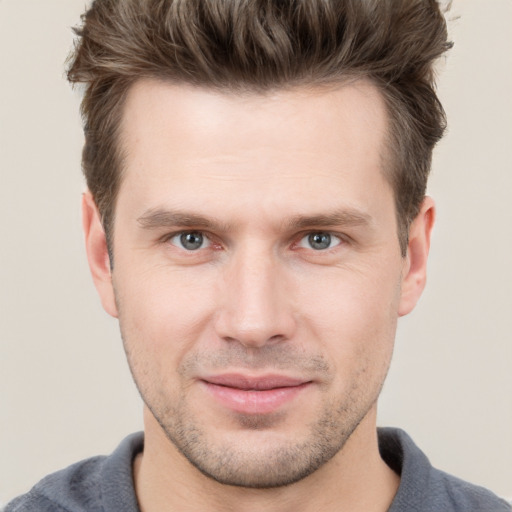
[83,79,434,512]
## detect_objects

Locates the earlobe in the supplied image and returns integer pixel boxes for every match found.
[82,191,118,318]
[398,197,435,317]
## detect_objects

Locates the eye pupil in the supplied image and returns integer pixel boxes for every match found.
[308,233,331,250]
[180,232,203,250]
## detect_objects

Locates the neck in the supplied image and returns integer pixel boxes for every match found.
[133,407,399,512]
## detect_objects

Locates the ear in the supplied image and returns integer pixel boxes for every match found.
[398,196,435,317]
[82,191,118,318]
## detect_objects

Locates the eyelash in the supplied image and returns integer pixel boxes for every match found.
[169,231,211,251]
[160,231,216,252]
[295,232,343,251]
[162,230,345,253]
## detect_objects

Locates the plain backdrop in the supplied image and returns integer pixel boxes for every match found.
[1,0,511,505]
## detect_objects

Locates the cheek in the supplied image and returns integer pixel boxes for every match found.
[298,265,400,369]
[113,265,219,370]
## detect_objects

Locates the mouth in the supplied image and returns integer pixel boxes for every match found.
[200,373,312,415]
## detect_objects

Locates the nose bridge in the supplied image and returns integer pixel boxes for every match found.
[215,241,295,347]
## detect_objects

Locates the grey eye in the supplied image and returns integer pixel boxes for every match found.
[297,232,342,251]
[170,231,209,251]
[308,233,332,250]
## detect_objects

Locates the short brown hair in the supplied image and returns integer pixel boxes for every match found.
[67,0,452,256]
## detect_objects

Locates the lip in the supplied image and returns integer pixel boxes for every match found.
[201,373,312,414]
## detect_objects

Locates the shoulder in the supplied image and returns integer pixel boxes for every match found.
[3,433,143,512]
[4,455,107,512]
[429,468,511,512]
[379,427,511,512]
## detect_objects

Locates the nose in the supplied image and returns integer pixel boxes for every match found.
[213,245,297,348]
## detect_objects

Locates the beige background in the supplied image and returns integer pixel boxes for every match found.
[1,0,511,505]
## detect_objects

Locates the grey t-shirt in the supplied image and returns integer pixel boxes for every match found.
[5,428,511,511]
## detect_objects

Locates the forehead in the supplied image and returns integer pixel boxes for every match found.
[116,79,391,222]
[120,79,388,157]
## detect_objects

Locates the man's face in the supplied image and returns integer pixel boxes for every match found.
[89,80,424,487]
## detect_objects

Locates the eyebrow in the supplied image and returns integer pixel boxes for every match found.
[284,210,373,230]
[137,207,372,232]
[137,209,233,231]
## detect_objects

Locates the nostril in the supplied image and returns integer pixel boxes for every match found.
[268,334,287,343]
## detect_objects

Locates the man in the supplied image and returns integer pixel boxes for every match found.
[5,0,510,511]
